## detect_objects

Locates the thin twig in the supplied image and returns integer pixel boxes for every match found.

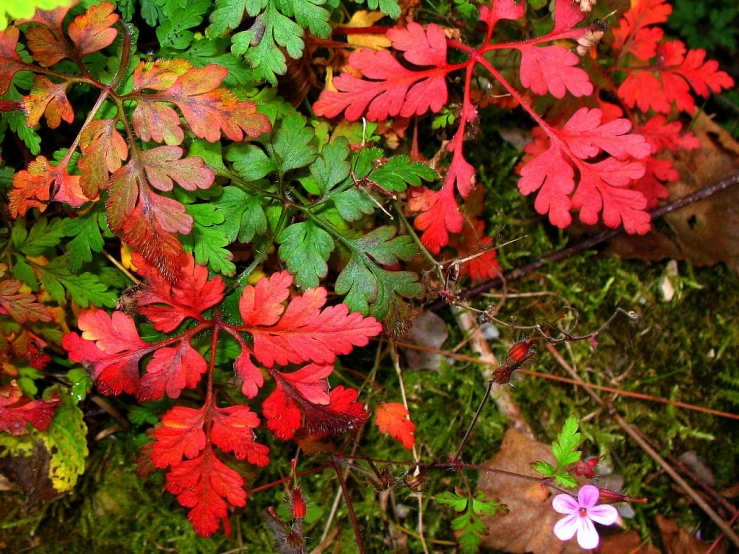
[434,172,739,306]
[331,458,366,554]
[101,250,139,284]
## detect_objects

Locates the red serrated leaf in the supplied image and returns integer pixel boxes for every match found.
[612,0,672,57]
[0,382,60,436]
[638,116,700,154]
[132,60,270,144]
[375,402,415,449]
[20,5,74,67]
[278,364,333,405]
[518,45,593,99]
[137,340,208,401]
[62,309,150,396]
[23,75,74,128]
[313,23,453,121]
[107,148,213,280]
[9,156,90,217]
[233,272,382,397]
[67,2,119,57]
[632,156,678,208]
[618,41,735,114]
[262,381,302,440]
[0,279,52,324]
[572,159,650,233]
[132,252,225,333]
[302,385,366,439]
[479,0,525,36]
[165,446,246,537]
[0,27,25,94]
[557,107,650,160]
[79,119,128,198]
[409,184,464,254]
[212,405,270,466]
[553,0,586,33]
[518,109,651,231]
[151,406,206,468]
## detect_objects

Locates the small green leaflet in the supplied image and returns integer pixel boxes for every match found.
[11,217,67,257]
[360,0,401,18]
[36,257,118,308]
[155,0,210,50]
[332,189,376,222]
[277,220,334,288]
[226,144,275,181]
[211,0,331,85]
[368,155,438,192]
[65,209,106,272]
[182,204,235,276]
[335,226,422,317]
[309,138,351,195]
[270,113,318,173]
[552,416,582,469]
[436,491,502,554]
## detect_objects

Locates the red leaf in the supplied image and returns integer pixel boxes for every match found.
[234,272,382,397]
[136,340,208,401]
[313,23,452,121]
[517,45,593,99]
[303,385,366,439]
[79,119,128,198]
[107,148,213,280]
[151,406,206,468]
[23,76,74,128]
[165,446,246,537]
[0,382,60,436]
[557,107,650,160]
[552,0,586,33]
[479,0,525,36]
[375,402,415,449]
[62,309,150,396]
[20,6,74,67]
[572,159,650,233]
[618,41,734,114]
[262,381,303,440]
[518,109,651,231]
[132,60,271,144]
[132,252,225,333]
[0,27,25,94]
[612,0,672,57]
[67,2,119,57]
[278,363,333,405]
[9,156,90,217]
[211,405,270,467]
[0,279,52,324]
[409,184,464,254]
[638,116,700,154]
[632,156,678,208]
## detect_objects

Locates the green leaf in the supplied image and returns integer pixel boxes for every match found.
[335,226,422,317]
[212,186,269,243]
[12,218,67,257]
[277,220,334,288]
[531,460,555,478]
[436,491,468,512]
[555,473,579,488]
[332,189,376,222]
[65,209,105,272]
[470,491,501,516]
[11,255,38,290]
[67,368,90,402]
[226,144,275,181]
[189,139,227,173]
[310,138,351,195]
[363,0,401,18]
[36,258,117,308]
[552,416,582,469]
[368,155,438,192]
[182,204,235,276]
[271,113,317,173]
[155,0,210,49]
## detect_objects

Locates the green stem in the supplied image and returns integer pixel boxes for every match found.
[393,201,444,283]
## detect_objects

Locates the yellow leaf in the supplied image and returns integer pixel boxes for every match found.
[343,11,391,49]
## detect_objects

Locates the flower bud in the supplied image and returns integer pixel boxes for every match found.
[598,488,647,504]
[506,338,535,363]
[291,487,307,519]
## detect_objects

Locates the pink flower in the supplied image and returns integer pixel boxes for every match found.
[552,485,619,549]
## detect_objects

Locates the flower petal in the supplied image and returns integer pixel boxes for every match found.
[552,493,579,514]
[587,504,619,525]
[578,484,600,508]
[576,515,599,549]
[553,514,579,541]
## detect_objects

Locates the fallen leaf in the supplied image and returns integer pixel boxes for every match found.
[656,515,727,554]
[607,113,739,272]
[343,11,391,49]
[476,429,587,553]
[596,530,661,553]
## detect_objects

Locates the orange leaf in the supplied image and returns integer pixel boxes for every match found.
[21,5,74,67]
[24,75,74,128]
[375,402,415,449]
[9,156,90,217]
[67,2,119,57]
[79,118,128,198]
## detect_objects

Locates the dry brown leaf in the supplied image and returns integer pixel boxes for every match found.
[656,515,727,554]
[476,429,588,553]
[596,530,662,553]
[607,113,739,271]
